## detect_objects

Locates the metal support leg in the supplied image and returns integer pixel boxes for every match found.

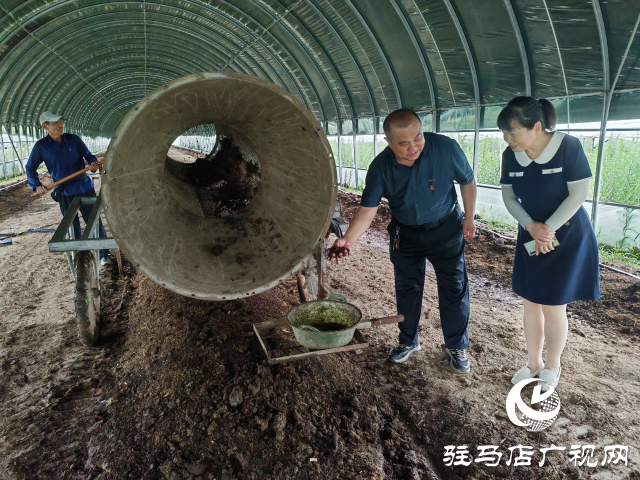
[337,130,342,185]
[353,119,358,189]
[1,124,6,178]
[373,115,378,158]
[473,105,481,178]
[7,132,25,174]
[591,92,609,232]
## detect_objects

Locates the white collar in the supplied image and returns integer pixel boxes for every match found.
[514,131,566,167]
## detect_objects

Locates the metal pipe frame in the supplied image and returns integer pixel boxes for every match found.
[1,3,288,118]
[592,0,611,92]
[222,0,326,120]
[353,119,358,189]
[503,0,531,96]
[1,1,322,128]
[0,4,128,122]
[443,0,481,177]
[373,114,378,158]
[17,129,23,169]
[272,1,354,121]
[1,124,6,178]
[23,25,286,120]
[278,13,344,122]
[389,0,436,111]
[302,0,373,119]
[591,11,640,232]
[344,0,402,108]
[6,132,25,174]
[13,19,304,130]
[338,126,343,185]
[541,0,569,123]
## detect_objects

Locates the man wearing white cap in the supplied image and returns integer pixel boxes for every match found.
[26,111,110,265]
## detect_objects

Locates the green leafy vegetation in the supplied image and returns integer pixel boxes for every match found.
[598,245,640,268]
[290,302,360,329]
[1,164,47,185]
[583,136,640,206]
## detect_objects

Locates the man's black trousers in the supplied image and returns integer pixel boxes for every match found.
[387,204,470,349]
[59,189,109,260]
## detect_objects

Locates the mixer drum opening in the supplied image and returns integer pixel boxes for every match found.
[166,124,262,219]
[101,72,337,301]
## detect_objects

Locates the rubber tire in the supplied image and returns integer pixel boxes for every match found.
[74,250,101,346]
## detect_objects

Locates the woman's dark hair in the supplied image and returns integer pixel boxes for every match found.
[497,96,557,132]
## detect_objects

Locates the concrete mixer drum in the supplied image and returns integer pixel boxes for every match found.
[101,72,337,301]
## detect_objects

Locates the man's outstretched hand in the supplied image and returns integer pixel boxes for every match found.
[327,238,353,262]
[462,215,476,240]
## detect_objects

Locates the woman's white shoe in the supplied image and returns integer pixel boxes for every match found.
[511,363,545,385]
[538,366,562,392]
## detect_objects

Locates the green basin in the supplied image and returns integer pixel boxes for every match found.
[285,299,362,350]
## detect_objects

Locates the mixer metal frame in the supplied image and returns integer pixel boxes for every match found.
[48,190,122,345]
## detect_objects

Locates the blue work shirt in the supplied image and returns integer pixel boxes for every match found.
[361,132,474,225]
[26,133,98,196]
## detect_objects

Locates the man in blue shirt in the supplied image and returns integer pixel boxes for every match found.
[332,109,477,372]
[26,111,110,264]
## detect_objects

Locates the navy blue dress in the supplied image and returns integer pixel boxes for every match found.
[500,132,600,305]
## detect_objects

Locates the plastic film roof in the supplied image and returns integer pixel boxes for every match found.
[1,0,640,136]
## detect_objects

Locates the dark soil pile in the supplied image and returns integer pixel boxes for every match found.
[2,188,639,480]
[165,138,260,218]
[338,190,392,231]
[82,272,442,480]
[0,174,53,223]
[327,244,350,259]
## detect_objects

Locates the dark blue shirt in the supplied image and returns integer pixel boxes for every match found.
[26,133,98,196]
[361,132,474,225]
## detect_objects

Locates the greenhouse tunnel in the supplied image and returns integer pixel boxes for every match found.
[1,0,640,254]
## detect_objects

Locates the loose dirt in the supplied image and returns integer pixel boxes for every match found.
[1,181,639,479]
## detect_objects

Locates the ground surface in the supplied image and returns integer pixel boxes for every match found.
[1,174,639,479]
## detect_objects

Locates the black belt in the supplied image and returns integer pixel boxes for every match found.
[393,203,457,231]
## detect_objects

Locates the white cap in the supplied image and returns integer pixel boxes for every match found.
[39,111,64,125]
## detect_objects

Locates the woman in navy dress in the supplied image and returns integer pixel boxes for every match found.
[498,97,600,392]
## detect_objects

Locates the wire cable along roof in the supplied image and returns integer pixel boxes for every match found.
[1,0,640,136]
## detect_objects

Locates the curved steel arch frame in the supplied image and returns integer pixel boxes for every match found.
[0,14,260,124]
[2,1,640,138]
[28,58,218,134]
[8,29,265,128]
[27,28,266,119]
[443,0,481,175]
[0,1,325,127]
[503,0,531,97]
[343,0,402,109]
[209,0,328,119]
[301,0,377,118]
[0,4,129,123]
[284,1,361,120]
[0,13,304,129]
[389,0,436,115]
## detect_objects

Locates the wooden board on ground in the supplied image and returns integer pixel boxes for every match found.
[253,314,404,365]
[253,317,369,365]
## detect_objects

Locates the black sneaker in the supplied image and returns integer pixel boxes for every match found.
[388,343,421,363]
[445,348,470,374]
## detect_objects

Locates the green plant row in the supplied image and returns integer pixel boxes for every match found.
[329,135,640,207]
